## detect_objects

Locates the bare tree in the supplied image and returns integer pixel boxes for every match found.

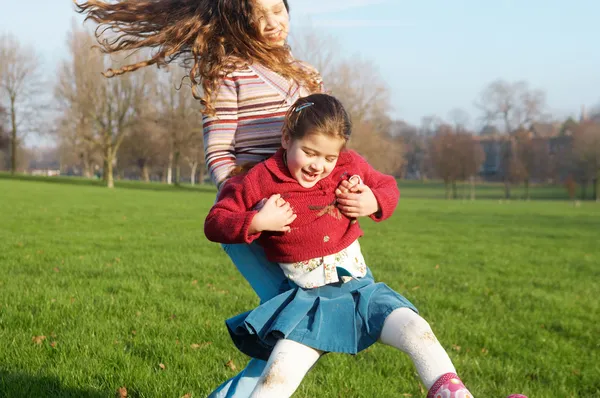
[572,122,600,201]
[181,131,205,185]
[429,125,484,199]
[118,114,163,182]
[390,120,426,179]
[510,128,554,200]
[0,105,9,169]
[55,25,152,188]
[429,125,460,198]
[155,66,204,185]
[512,129,535,200]
[0,34,42,174]
[420,115,444,136]
[448,108,470,133]
[348,118,405,176]
[476,79,547,133]
[293,28,401,174]
[55,110,101,177]
[290,29,337,84]
[455,132,485,200]
[476,80,547,199]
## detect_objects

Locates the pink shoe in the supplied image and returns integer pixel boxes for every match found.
[427,373,474,398]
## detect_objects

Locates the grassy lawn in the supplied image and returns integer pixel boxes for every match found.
[0,178,598,397]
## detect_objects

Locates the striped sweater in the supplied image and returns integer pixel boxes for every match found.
[202,61,321,188]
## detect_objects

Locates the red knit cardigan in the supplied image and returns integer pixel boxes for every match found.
[204,148,400,263]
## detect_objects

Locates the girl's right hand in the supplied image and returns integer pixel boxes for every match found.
[250,194,297,233]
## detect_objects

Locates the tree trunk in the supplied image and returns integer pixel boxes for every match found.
[190,162,198,185]
[580,181,587,200]
[82,152,92,178]
[452,181,457,199]
[504,179,511,199]
[102,158,109,183]
[141,163,150,183]
[198,166,205,185]
[105,147,115,188]
[106,158,114,188]
[525,179,530,201]
[174,151,181,186]
[595,174,599,202]
[445,181,450,199]
[10,96,17,174]
[470,176,475,200]
[115,157,122,181]
[166,150,173,185]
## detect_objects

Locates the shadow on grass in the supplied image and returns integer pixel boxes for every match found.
[0,370,109,398]
[0,172,217,195]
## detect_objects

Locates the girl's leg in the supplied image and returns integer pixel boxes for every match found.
[209,243,288,398]
[380,308,474,397]
[250,339,322,398]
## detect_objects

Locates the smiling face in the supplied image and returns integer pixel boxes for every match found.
[252,0,290,46]
[282,131,346,188]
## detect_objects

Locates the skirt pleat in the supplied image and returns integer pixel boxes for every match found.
[226,276,418,361]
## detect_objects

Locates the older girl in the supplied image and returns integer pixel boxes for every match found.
[75,1,359,397]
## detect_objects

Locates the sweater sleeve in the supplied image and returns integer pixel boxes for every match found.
[352,152,400,222]
[203,175,262,244]
[203,74,239,189]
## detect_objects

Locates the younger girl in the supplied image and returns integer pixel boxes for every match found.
[205,94,526,397]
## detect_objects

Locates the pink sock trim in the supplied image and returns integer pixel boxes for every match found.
[427,372,461,398]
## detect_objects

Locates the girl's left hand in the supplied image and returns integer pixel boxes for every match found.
[335,179,380,218]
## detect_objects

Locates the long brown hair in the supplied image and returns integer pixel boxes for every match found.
[74,0,321,115]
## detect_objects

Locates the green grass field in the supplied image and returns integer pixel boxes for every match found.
[1,178,599,397]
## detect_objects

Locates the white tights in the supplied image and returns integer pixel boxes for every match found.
[249,308,456,397]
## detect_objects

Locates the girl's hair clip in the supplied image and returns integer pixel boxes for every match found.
[295,102,314,112]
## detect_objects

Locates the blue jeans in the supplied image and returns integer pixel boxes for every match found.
[208,242,287,398]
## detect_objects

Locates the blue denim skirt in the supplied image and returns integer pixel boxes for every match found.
[225,274,418,361]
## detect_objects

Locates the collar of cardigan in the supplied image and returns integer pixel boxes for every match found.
[263,147,354,188]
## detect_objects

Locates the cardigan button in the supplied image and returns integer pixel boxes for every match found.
[323,235,330,242]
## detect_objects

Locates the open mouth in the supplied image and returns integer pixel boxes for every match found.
[265,31,283,42]
[302,170,320,182]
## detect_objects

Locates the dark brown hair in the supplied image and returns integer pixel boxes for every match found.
[282,93,352,143]
[74,0,321,114]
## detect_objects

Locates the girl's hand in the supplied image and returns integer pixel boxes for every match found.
[336,179,380,218]
[250,194,297,233]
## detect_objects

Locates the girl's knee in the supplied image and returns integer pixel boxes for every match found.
[251,340,321,397]
[381,308,437,346]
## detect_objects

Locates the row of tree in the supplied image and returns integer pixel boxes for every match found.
[0,26,599,200]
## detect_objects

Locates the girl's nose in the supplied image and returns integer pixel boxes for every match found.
[309,162,323,172]
[264,14,278,30]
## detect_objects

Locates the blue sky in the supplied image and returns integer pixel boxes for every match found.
[1,0,598,130]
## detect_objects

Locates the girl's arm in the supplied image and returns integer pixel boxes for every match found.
[336,152,400,222]
[204,176,297,244]
[203,74,239,190]
[204,176,262,244]
[357,154,400,221]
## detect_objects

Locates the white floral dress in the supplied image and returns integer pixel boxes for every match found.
[278,240,367,289]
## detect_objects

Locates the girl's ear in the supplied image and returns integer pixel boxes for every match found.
[281,132,291,149]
